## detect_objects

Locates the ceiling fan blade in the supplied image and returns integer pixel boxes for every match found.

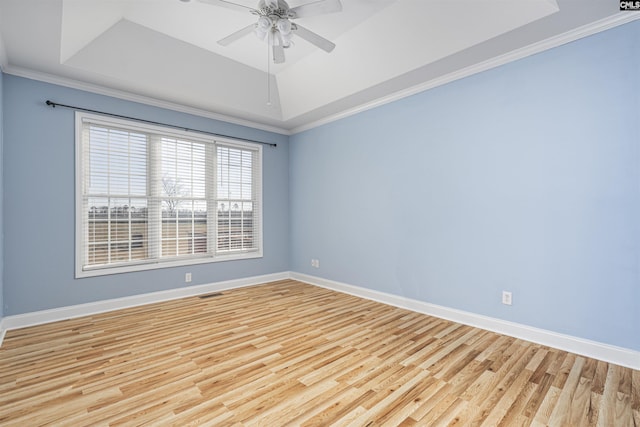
[290,0,342,18]
[218,24,256,46]
[293,24,335,53]
[197,0,255,13]
[264,0,279,8]
[273,45,285,64]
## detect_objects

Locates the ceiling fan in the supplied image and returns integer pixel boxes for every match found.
[198,0,343,64]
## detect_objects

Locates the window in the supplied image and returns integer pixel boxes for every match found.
[76,112,262,277]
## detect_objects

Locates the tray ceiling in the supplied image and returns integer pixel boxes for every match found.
[0,0,633,133]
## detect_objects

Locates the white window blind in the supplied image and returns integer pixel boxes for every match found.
[76,112,262,277]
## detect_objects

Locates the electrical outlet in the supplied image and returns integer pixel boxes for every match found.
[311,259,320,268]
[185,272,192,283]
[502,291,512,306]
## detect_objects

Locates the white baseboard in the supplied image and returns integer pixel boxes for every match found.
[0,272,289,334]
[3,271,638,370]
[0,318,6,348]
[290,272,640,370]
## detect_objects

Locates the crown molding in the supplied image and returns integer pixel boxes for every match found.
[290,13,640,134]
[2,65,291,136]
[2,13,638,136]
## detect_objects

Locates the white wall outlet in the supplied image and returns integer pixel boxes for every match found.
[185,272,192,283]
[502,291,512,305]
[311,259,320,268]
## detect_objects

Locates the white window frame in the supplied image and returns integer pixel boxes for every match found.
[75,112,263,278]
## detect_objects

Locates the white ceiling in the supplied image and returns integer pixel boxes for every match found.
[0,0,636,133]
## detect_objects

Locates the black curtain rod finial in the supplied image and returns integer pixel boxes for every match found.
[44,99,277,148]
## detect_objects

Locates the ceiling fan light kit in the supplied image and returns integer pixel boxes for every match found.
[255,14,292,48]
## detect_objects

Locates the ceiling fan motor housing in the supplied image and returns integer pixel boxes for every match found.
[255,0,292,19]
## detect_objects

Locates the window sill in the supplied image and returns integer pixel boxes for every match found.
[75,251,263,278]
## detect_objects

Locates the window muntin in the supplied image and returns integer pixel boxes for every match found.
[76,113,262,277]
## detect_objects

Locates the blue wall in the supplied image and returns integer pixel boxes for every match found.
[0,71,4,319]
[2,75,289,315]
[1,22,639,353]
[290,21,640,351]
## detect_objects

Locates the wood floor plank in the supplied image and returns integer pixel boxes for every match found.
[0,279,637,426]
[568,376,594,427]
[547,356,585,425]
[632,370,640,426]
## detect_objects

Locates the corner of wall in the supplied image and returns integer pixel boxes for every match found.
[0,69,4,322]
[0,31,7,72]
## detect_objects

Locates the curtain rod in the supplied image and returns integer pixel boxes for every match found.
[45,100,277,148]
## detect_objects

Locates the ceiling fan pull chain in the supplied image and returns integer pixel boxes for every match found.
[267,30,272,106]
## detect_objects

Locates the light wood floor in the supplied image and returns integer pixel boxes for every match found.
[0,280,638,426]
